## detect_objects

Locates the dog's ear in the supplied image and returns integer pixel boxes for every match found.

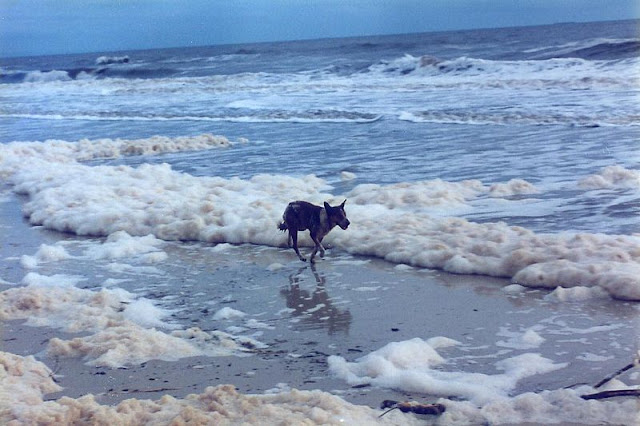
[324,201,331,211]
[341,199,347,208]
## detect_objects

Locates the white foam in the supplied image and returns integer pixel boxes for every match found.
[2,137,640,300]
[21,272,85,288]
[440,386,640,425]
[577,352,615,362]
[2,349,638,425]
[84,231,166,262]
[488,178,539,197]
[502,284,527,293]
[245,319,274,330]
[340,171,356,181]
[0,353,419,425]
[327,337,639,424]
[95,55,130,65]
[213,307,247,320]
[0,279,257,367]
[545,285,609,302]
[346,179,485,210]
[0,352,63,413]
[23,70,72,83]
[579,165,640,189]
[496,327,545,349]
[328,337,565,405]
[0,133,233,178]
[20,243,73,269]
[371,54,639,91]
[333,210,640,300]
[122,298,175,329]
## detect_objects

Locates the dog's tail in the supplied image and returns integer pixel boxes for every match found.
[278,221,287,231]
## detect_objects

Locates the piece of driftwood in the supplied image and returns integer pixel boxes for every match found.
[581,389,640,400]
[379,400,446,417]
[593,362,635,389]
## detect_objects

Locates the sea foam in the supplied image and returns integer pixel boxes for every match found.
[1,137,640,300]
[0,274,253,367]
[0,352,418,425]
[328,337,640,425]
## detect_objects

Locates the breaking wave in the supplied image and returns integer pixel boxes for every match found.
[95,55,130,65]
[366,54,638,88]
[0,64,180,84]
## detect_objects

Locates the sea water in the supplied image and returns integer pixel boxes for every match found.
[1,20,640,424]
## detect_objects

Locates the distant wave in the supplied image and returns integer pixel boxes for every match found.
[3,51,636,89]
[95,55,130,65]
[0,64,179,84]
[526,38,640,60]
[363,54,639,89]
[4,110,382,124]
[399,110,640,128]
[369,54,628,76]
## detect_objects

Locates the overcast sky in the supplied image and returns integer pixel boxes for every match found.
[1,0,638,57]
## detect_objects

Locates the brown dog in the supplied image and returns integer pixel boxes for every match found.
[278,200,350,262]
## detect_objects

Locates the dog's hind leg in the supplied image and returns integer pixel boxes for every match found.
[290,231,306,262]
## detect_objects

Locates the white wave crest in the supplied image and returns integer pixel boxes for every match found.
[368,54,639,90]
[23,70,72,83]
[95,55,130,65]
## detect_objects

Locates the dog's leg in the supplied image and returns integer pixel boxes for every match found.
[317,236,326,258]
[291,231,306,262]
[309,234,325,262]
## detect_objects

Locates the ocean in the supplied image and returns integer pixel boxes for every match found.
[1,19,640,424]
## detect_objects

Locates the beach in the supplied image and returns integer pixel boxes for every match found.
[1,19,640,424]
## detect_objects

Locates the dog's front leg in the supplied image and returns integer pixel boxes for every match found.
[290,231,306,262]
[315,237,326,258]
[309,234,325,262]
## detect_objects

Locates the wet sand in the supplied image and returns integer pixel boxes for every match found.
[1,190,639,417]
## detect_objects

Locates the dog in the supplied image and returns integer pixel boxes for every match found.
[278,200,350,262]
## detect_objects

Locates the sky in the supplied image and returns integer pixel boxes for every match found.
[1,0,639,57]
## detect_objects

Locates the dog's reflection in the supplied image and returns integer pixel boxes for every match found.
[280,264,352,335]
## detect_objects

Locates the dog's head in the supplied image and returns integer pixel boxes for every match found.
[324,200,350,230]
